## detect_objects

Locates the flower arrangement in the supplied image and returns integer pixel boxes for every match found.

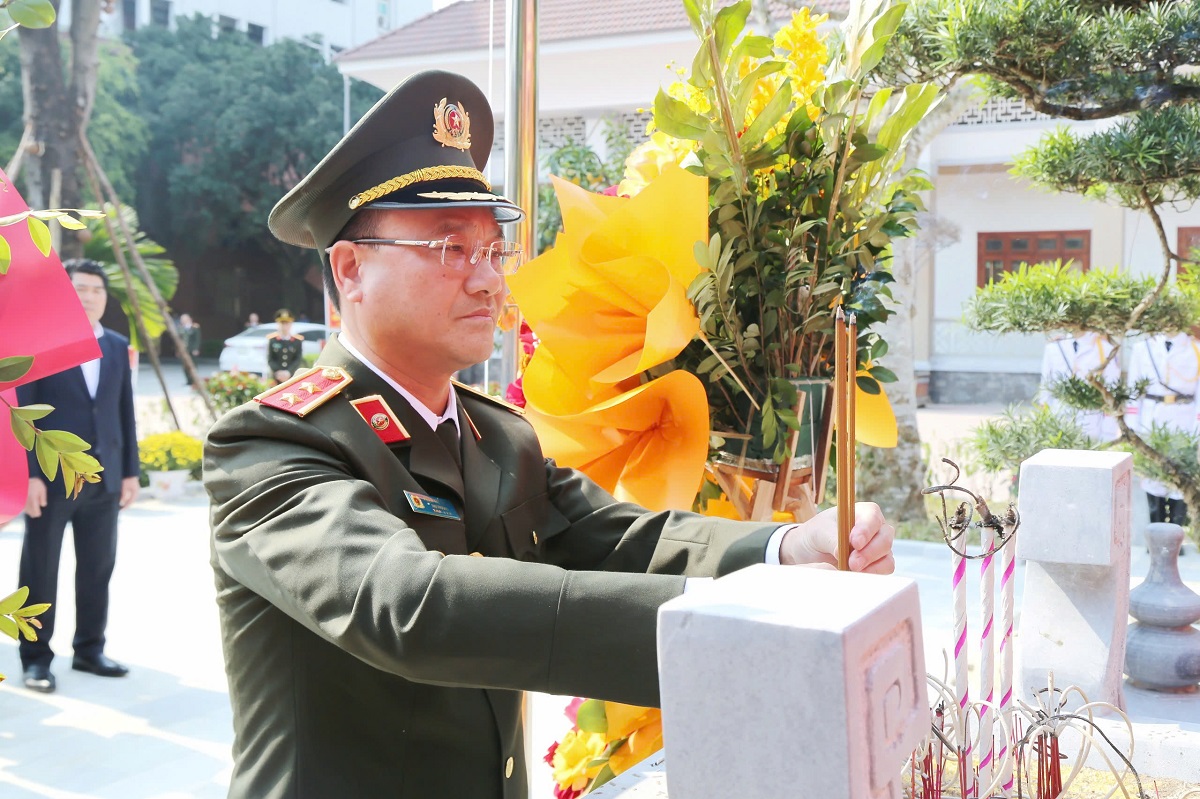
[138,430,202,479]
[204,370,273,416]
[546,699,664,797]
[508,1,943,791]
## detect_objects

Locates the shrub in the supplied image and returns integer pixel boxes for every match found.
[139,431,203,480]
[205,371,272,416]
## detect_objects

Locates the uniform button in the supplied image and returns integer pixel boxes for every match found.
[470,551,483,557]
[531,530,539,545]
[505,757,514,778]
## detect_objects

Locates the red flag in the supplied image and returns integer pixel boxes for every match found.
[0,388,28,524]
[0,168,100,524]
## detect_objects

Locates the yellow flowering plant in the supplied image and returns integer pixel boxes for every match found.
[640,0,939,464]
[138,430,203,479]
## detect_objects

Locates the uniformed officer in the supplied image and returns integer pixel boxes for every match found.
[1037,331,1120,442]
[265,308,304,382]
[1127,331,1200,525]
[203,70,895,799]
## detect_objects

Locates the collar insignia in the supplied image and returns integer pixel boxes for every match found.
[432,98,471,150]
[350,395,410,444]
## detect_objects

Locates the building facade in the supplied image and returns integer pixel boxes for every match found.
[335,0,1200,403]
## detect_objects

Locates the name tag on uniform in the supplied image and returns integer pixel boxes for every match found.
[404,490,462,521]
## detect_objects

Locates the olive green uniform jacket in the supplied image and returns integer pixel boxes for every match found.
[266,332,304,378]
[204,336,778,799]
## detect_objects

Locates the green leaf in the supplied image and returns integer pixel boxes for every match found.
[868,365,898,383]
[41,429,90,453]
[0,355,34,383]
[575,699,608,734]
[853,143,889,163]
[11,409,35,450]
[0,233,9,275]
[27,216,51,256]
[713,0,751,63]
[34,435,58,481]
[856,375,881,395]
[680,0,703,36]
[0,587,29,616]
[740,82,792,151]
[16,603,50,617]
[7,0,57,28]
[0,614,18,641]
[55,214,86,231]
[589,765,618,792]
[12,404,53,421]
[13,615,36,642]
[653,90,709,141]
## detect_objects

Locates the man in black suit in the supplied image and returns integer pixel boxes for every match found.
[16,258,141,693]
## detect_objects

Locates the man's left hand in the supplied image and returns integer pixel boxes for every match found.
[119,476,140,509]
[779,502,895,574]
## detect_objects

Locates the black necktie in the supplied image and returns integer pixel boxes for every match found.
[436,419,462,470]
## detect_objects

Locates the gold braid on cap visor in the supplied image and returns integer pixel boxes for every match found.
[347,166,493,210]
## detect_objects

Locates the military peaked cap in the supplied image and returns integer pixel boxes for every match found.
[269,70,524,252]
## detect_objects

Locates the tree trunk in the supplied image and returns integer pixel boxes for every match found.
[17,0,102,260]
[857,82,982,522]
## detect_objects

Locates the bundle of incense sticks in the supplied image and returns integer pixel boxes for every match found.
[834,306,856,571]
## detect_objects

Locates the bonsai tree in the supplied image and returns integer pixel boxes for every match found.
[883,0,1200,527]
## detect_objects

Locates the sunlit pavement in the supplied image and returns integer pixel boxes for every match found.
[3,399,1197,797]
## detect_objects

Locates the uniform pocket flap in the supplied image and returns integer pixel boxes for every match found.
[501,493,570,559]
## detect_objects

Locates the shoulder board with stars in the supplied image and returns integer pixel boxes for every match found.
[292,333,305,341]
[266,332,280,339]
[254,366,352,417]
[451,379,525,416]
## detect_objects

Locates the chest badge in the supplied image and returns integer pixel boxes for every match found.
[404,490,462,521]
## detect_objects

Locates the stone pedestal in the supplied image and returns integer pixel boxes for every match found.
[1126,523,1200,691]
[656,564,926,799]
[1016,449,1132,712]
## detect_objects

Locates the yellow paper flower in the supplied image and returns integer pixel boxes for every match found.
[509,167,707,387]
[607,715,664,776]
[852,378,898,448]
[525,370,710,513]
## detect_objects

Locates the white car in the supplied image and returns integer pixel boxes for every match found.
[217,323,331,378]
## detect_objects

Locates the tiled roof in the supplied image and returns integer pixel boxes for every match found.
[338,0,849,62]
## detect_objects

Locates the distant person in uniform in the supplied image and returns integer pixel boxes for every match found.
[1037,331,1120,441]
[244,312,260,329]
[1127,331,1200,526]
[178,313,202,386]
[266,309,304,382]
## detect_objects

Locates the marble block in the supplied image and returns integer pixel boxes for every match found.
[1017,448,1132,566]
[1016,448,1132,712]
[656,564,926,799]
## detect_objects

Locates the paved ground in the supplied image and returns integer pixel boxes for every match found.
[2,385,1197,797]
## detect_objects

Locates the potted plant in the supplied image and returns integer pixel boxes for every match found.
[204,371,274,416]
[138,430,202,498]
[640,0,938,469]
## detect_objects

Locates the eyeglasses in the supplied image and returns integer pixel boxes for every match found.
[343,234,524,275]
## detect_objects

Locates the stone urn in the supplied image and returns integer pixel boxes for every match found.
[1124,523,1200,691]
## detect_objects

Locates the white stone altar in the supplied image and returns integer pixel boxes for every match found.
[651,564,926,799]
[1016,448,1132,713]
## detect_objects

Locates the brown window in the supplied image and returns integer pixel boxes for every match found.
[977,230,1091,286]
[1180,228,1200,275]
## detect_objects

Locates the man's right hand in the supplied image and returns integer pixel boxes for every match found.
[24,478,47,518]
[273,369,290,382]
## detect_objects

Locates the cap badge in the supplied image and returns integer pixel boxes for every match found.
[432,98,472,150]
